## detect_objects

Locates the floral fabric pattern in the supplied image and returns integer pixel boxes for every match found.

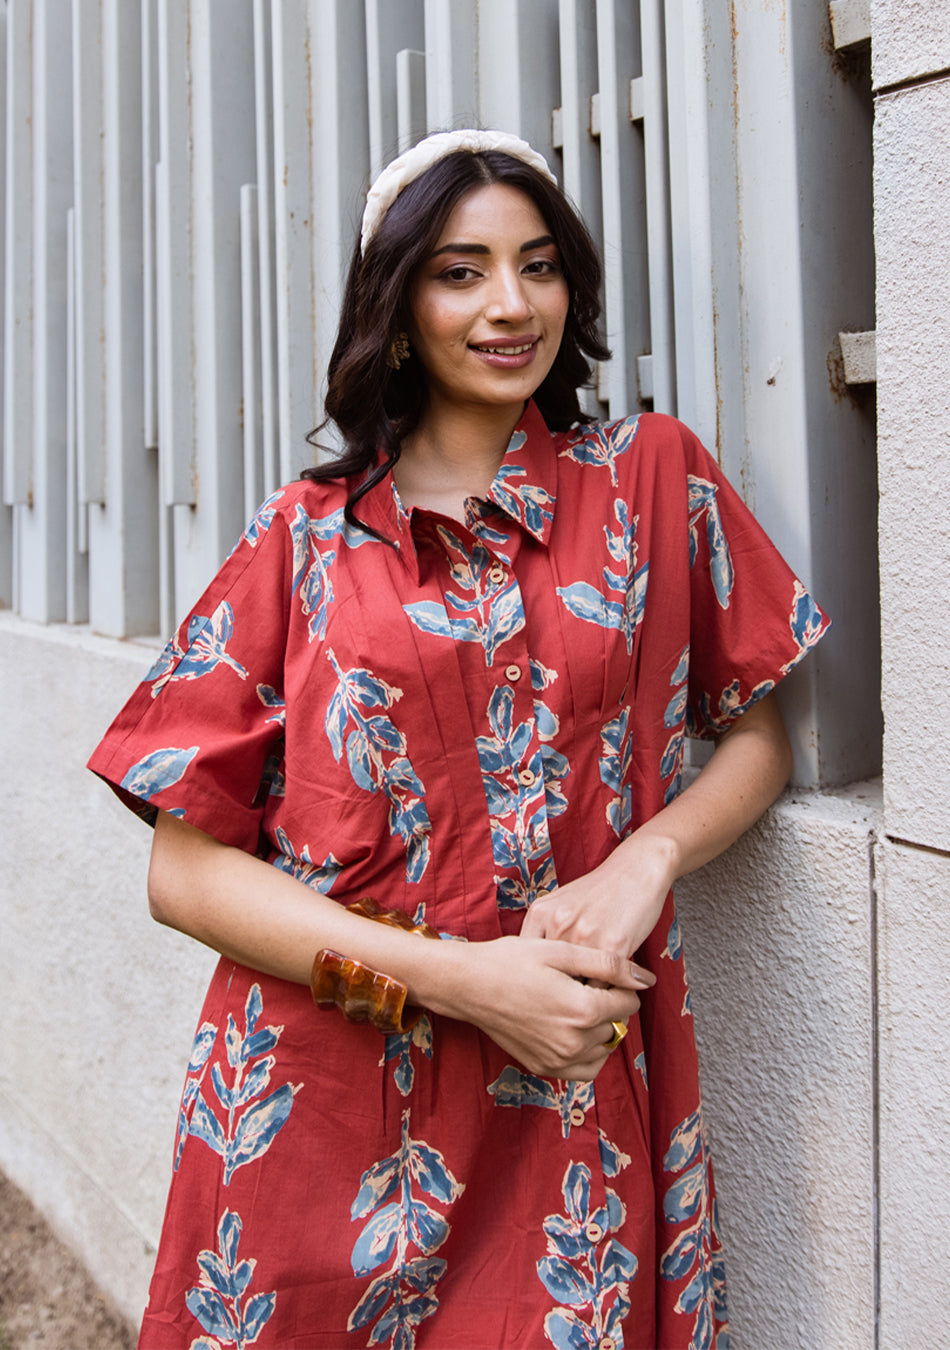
[89,405,828,1348]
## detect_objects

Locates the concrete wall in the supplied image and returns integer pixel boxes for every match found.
[0,613,216,1321]
[678,783,879,1349]
[873,0,950,1341]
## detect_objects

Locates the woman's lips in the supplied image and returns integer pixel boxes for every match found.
[469,337,539,368]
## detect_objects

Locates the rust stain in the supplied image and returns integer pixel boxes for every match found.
[827,339,849,401]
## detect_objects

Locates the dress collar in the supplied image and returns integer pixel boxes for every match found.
[357,399,561,571]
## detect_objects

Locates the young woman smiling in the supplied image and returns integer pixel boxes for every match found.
[90,129,828,1348]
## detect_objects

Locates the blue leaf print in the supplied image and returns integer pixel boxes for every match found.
[348,1111,463,1348]
[149,602,250,696]
[664,914,684,964]
[492,462,556,537]
[348,1270,397,1329]
[687,476,734,609]
[326,650,431,885]
[381,1015,433,1097]
[352,1203,402,1277]
[475,685,557,912]
[488,1067,595,1139]
[271,826,342,895]
[545,1307,598,1350]
[188,1023,217,1073]
[538,1256,595,1307]
[599,707,633,838]
[225,1083,298,1185]
[407,1199,449,1253]
[538,1159,637,1347]
[694,675,775,735]
[185,1288,238,1342]
[558,500,647,654]
[186,1208,276,1348]
[559,416,640,487]
[660,1105,729,1343]
[182,985,300,1185]
[597,1130,632,1179]
[405,525,526,667]
[287,503,378,643]
[233,488,285,552]
[781,579,827,672]
[256,682,285,727]
[120,745,198,801]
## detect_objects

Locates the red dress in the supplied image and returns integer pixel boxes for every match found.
[89,405,828,1350]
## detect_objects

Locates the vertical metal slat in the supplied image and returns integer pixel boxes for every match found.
[423,0,477,132]
[252,0,279,498]
[156,0,195,506]
[595,0,648,417]
[3,0,33,507]
[142,0,160,453]
[366,0,424,177]
[272,0,317,478]
[637,0,675,416]
[240,181,263,518]
[65,206,90,621]
[662,0,717,447]
[396,49,427,153]
[476,0,561,161]
[72,0,107,506]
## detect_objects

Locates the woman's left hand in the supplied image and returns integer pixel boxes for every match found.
[519,834,675,962]
[521,693,795,963]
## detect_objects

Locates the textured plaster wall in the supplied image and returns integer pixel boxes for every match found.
[0,614,216,1324]
[875,76,950,855]
[876,841,950,1346]
[871,0,950,87]
[873,11,950,1342]
[675,783,879,1350]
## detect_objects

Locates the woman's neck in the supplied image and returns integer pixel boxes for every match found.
[394,399,526,520]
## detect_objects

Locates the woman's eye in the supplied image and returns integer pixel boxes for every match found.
[523,257,561,276]
[440,265,479,283]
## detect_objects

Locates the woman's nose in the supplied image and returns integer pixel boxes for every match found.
[484,266,533,323]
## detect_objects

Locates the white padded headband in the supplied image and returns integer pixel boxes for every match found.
[360,129,558,256]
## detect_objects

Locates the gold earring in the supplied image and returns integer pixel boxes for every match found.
[387,332,411,370]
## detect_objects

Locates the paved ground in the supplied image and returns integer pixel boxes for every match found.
[0,1170,136,1350]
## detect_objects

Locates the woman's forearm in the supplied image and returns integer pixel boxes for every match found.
[147,811,654,1080]
[520,692,793,957]
[627,689,793,883]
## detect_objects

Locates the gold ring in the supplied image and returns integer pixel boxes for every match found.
[604,1020,627,1051]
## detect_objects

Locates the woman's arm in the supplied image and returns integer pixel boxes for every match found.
[520,691,793,958]
[147,810,654,1080]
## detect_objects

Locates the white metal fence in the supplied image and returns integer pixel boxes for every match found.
[0,0,879,787]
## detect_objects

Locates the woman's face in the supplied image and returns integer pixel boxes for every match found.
[407,183,570,421]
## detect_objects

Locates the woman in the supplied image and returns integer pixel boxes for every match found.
[90,129,828,1349]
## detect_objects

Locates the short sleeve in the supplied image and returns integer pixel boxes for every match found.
[677,426,831,737]
[87,500,293,853]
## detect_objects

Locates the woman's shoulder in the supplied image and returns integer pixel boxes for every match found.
[559,410,712,479]
[236,474,357,541]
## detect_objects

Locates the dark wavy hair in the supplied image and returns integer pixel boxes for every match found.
[302,148,610,532]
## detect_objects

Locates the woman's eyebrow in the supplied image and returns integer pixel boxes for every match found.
[430,234,557,257]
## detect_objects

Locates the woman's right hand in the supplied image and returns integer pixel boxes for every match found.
[431,935,655,1081]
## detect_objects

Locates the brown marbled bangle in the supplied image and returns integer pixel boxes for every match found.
[310,897,439,1035]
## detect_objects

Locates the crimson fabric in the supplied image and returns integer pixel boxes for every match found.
[89,407,828,1350]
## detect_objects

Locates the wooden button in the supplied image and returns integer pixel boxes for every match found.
[488,564,506,584]
[568,1107,586,1127]
[518,768,536,787]
[505,664,522,682]
[584,1221,604,1243]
